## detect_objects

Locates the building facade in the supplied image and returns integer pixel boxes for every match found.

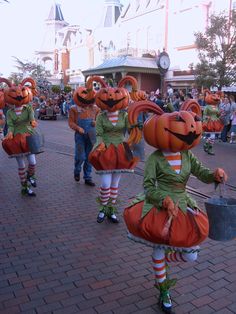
[35,0,234,92]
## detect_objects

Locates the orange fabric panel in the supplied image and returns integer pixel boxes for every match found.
[2,133,30,156]
[124,201,209,248]
[89,143,139,171]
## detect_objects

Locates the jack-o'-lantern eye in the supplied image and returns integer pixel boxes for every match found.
[175,115,185,123]
[81,90,88,94]
[115,90,120,94]
[194,115,201,121]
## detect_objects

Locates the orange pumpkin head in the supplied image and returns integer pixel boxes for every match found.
[128,99,202,152]
[95,86,130,112]
[0,77,36,107]
[73,76,107,108]
[204,89,221,106]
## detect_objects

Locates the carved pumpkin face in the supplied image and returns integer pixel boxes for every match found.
[73,86,96,108]
[143,110,202,152]
[95,87,130,112]
[205,92,220,106]
[4,85,33,107]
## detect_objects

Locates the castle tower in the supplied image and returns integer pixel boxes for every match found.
[100,0,122,27]
[35,2,69,77]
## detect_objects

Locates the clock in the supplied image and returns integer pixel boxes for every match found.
[157,52,170,71]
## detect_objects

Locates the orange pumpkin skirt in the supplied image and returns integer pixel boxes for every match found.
[2,133,30,157]
[123,201,209,248]
[89,143,139,173]
[202,120,223,132]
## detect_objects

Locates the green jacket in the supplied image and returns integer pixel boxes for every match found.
[203,105,220,121]
[139,150,215,217]
[94,111,129,148]
[7,105,35,136]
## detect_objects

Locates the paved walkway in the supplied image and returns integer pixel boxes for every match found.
[0,119,236,314]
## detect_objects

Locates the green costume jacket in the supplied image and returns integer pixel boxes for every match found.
[203,105,220,122]
[7,105,35,136]
[94,111,129,148]
[140,150,215,217]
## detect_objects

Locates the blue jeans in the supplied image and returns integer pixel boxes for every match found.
[74,118,95,181]
[221,124,230,142]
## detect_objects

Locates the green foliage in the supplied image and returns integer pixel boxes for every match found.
[194,11,236,89]
[51,85,61,94]
[64,85,72,93]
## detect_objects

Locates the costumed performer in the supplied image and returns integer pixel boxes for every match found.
[202,89,223,155]
[118,75,147,161]
[89,77,139,224]
[68,76,103,186]
[1,77,39,196]
[123,99,227,313]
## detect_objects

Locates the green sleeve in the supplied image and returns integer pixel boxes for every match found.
[143,154,162,208]
[94,113,104,148]
[189,151,215,183]
[124,111,129,130]
[27,105,35,122]
[6,111,14,134]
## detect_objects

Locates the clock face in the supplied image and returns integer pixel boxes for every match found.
[159,55,170,70]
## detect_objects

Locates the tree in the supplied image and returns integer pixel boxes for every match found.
[194,10,236,90]
[9,57,52,92]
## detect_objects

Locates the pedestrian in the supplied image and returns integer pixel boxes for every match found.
[1,77,39,196]
[219,95,232,142]
[149,91,157,103]
[229,108,236,143]
[124,99,228,314]
[68,77,101,186]
[89,77,139,224]
[202,90,223,155]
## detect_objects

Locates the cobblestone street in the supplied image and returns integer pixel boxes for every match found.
[1,119,236,314]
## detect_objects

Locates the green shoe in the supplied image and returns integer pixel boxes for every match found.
[106,202,119,223]
[155,278,177,314]
[207,144,215,155]
[203,142,208,152]
[27,173,37,187]
[21,183,36,197]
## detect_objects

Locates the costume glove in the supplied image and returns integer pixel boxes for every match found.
[214,168,228,183]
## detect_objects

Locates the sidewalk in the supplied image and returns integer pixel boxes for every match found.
[0,119,236,314]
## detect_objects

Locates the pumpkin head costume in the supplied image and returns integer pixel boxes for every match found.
[0,77,39,196]
[88,76,140,224]
[202,89,224,155]
[123,99,227,313]
[68,76,102,185]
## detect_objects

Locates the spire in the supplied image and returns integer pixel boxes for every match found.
[47,3,65,21]
[101,0,122,27]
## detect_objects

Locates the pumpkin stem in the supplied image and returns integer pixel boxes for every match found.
[21,77,38,96]
[180,99,202,117]
[127,100,164,145]
[0,77,12,87]
[86,76,107,91]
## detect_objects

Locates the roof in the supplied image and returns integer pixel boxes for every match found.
[82,55,159,75]
[47,3,65,21]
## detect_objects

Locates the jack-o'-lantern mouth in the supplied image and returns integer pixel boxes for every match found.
[164,128,201,145]
[76,94,95,105]
[10,95,28,101]
[98,97,126,108]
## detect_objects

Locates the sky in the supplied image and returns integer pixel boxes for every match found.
[0,0,128,77]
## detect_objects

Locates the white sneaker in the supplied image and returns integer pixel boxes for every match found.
[230,140,233,144]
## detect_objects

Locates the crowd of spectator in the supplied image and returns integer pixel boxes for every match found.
[146,84,236,144]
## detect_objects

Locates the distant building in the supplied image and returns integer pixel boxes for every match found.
[35,0,234,93]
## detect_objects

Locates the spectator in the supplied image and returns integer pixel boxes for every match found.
[149,91,157,103]
[219,96,232,142]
